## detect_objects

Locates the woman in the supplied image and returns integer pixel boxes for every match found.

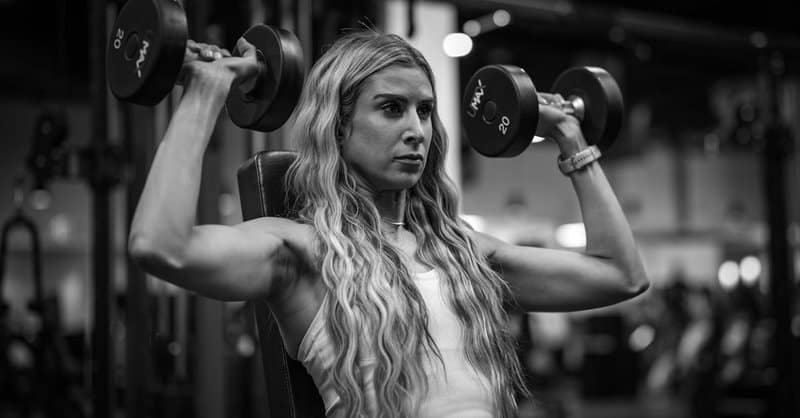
[129,29,649,417]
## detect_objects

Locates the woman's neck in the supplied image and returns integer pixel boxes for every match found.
[373,189,407,228]
[350,174,409,236]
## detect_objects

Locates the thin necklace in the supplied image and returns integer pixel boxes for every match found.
[382,218,405,227]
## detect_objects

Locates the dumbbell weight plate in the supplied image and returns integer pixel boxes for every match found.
[462,65,540,158]
[551,67,624,152]
[107,0,188,105]
[226,25,305,132]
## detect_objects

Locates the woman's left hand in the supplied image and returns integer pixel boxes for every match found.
[535,93,588,156]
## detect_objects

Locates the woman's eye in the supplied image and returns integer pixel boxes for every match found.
[418,105,433,118]
[382,102,402,114]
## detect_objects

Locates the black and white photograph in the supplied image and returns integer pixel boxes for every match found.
[0,1,797,417]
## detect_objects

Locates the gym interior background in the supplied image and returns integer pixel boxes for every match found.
[0,0,798,417]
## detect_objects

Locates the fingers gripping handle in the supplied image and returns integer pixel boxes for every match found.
[537,93,586,121]
[237,48,268,97]
[564,96,585,121]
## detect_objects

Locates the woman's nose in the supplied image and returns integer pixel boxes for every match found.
[404,132,424,145]
[403,114,425,145]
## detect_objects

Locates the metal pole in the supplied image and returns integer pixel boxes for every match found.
[90,0,114,416]
[187,2,227,417]
[760,50,796,418]
[124,103,154,418]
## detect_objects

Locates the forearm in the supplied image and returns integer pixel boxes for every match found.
[569,161,648,290]
[129,80,228,262]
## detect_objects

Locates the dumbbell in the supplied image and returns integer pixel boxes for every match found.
[106,0,304,132]
[462,65,624,158]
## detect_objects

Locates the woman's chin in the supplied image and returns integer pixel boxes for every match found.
[374,180,418,193]
[391,176,421,190]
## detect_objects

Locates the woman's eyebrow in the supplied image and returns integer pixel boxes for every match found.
[373,93,407,102]
[373,93,435,103]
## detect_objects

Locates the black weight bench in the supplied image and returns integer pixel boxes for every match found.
[237,150,325,418]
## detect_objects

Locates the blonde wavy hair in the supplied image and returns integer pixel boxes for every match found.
[286,30,528,417]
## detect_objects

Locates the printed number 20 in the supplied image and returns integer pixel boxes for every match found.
[498,116,510,135]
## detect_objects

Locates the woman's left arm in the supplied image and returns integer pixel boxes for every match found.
[473,97,649,312]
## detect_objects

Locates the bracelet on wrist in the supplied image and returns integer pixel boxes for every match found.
[557,145,601,175]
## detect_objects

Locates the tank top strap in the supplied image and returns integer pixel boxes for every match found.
[297,291,330,361]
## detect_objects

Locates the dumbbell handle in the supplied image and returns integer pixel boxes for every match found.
[183,43,267,97]
[236,49,267,96]
[539,93,585,121]
[531,94,585,144]
[565,96,585,120]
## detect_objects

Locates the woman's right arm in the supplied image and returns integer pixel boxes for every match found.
[128,40,301,301]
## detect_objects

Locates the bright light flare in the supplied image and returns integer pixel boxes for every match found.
[718,260,740,290]
[442,33,473,58]
[463,20,481,37]
[740,255,761,285]
[493,9,511,27]
[629,324,655,351]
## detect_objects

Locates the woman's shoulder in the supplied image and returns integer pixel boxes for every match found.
[239,216,316,260]
[463,228,502,259]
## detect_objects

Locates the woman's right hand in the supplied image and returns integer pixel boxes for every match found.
[178,37,261,98]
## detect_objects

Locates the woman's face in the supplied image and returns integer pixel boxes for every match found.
[340,64,435,192]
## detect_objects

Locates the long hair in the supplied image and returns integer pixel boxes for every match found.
[286,29,528,417]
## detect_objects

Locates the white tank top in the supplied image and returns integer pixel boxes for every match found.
[296,269,495,417]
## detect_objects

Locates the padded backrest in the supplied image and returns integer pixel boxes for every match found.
[236,150,325,418]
